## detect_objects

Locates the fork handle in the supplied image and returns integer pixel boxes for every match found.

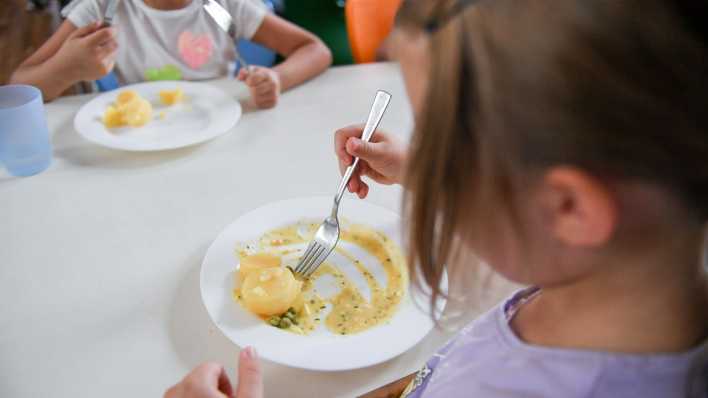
[332,90,392,218]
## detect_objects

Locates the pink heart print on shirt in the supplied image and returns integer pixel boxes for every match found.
[178,31,214,70]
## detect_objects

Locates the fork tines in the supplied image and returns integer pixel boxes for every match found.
[294,242,328,278]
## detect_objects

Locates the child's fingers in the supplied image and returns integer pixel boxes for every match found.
[163,384,180,398]
[92,27,116,45]
[245,70,268,86]
[348,168,364,194]
[339,153,353,168]
[359,163,380,186]
[346,137,388,164]
[235,347,263,398]
[363,166,388,184]
[216,366,234,398]
[335,143,353,166]
[182,363,231,397]
[94,46,118,68]
[334,127,361,165]
[96,39,118,56]
[254,87,276,100]
[250,77,278,108]
[336,125,366,140]
[358,182,369,199]
[70,21,102,39]
[237,68,248,81]
[253,82,275,95]
[84,27,116,47]
[349,173,368,198]
[256,99,277,109]
[348,166,360,191]
[338,157,350,179]
[368,130,389,144]
[353,163,375,197]
[247,76,268,88]
[349,177,361,194]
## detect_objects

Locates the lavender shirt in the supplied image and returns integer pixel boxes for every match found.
[403,288,707,398]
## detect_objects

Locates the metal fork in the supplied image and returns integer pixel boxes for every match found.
[293,90,392,278]
[103,0,118,26]
[202,0,251,70]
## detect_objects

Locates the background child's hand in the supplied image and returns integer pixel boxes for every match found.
[335,125,408,199]
[54,21,117,81]
[165,347,263,398]
[237,66,281,109]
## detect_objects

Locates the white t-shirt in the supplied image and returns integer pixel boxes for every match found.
[68,0,266,84]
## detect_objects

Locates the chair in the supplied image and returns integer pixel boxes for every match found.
[95,72,120,92]
[345,0,402,64]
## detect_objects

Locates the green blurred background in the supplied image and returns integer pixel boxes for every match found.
[279,0,355,65]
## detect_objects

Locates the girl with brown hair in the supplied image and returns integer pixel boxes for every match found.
[336,0,708,396]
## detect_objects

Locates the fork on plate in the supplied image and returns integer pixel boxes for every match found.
[293,90,392,278]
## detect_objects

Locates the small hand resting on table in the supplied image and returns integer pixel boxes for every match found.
[165,347,263,398]
[237,67,281,109]
[335,125,409,199]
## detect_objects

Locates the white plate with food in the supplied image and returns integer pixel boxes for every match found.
[200,196,446,371]
[74,81,241,151]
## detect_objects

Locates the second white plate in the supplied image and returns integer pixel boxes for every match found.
[74,81,241,151]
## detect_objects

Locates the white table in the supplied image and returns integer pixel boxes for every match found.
[0,63,510,397]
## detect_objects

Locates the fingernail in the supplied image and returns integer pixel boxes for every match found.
[244,346,257,360]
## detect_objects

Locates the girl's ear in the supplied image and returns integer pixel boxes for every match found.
[539,167,618,247]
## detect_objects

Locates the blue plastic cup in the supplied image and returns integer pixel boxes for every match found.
[0,85,52,177]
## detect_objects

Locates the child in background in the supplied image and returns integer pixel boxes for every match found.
[10,0,332,108]
[167,0,708,397]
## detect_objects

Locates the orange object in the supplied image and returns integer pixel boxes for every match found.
[345,0,403,64]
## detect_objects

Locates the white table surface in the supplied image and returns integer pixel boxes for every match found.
[0,63,511,398]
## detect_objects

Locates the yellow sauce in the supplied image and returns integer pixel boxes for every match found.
[233,221,407,335]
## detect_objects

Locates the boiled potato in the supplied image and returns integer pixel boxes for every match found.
[159,88,184,105]
[102,105,123,128]
[116,90,138,105]
[103,90,153,128]
[237,253,282,285]
[122,97,152,127]
[241,267,302,316]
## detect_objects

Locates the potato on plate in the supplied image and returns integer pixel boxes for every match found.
[241,267,302,316]
[237,253,282,285]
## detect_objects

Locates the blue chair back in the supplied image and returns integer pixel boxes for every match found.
[95,72,120,92]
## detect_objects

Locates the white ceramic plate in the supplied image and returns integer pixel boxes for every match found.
[74,81,241,151]
[201,196,446,371]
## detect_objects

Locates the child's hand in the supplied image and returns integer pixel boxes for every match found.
[237,66,281,109]
[335,125,408,199]
[165,347,263,398]
[55,21,118,81]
